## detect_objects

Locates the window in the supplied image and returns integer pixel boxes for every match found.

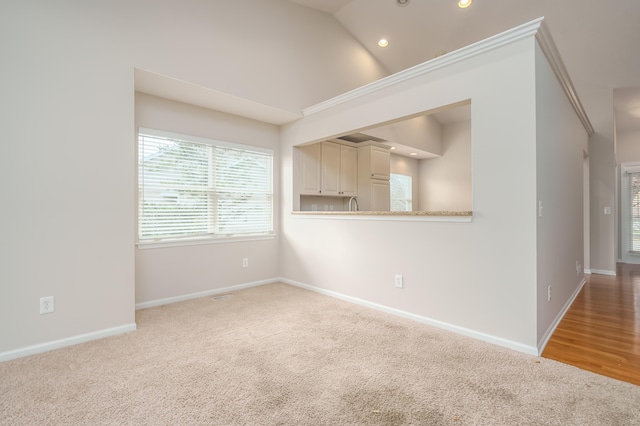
[390,173,412,212]
[629,172,640,253]
[138,128,273,245]
[621,163,640,264]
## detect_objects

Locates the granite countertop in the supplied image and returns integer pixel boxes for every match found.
[291,210,472,216]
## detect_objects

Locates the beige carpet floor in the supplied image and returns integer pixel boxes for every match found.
[1,282,639,425]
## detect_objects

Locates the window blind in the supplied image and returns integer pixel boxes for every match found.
[138,129,273,242]
[629,171,640,253]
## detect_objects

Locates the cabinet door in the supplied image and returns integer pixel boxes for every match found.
[371,180,390,211]
[370,146,390,180]
[321,142,340,196]
[299,144,322,195]
[339,145,357,196]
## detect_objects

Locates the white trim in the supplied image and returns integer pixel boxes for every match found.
[137,234,275,250]
[135,278,279,310]
[584,269,591,275]
[0,323,137,363]
[290,213,472,223]
[537,278,586,355]
[590,269,616,276]
[280,278,538,356]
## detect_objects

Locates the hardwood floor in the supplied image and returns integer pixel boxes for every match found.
[542,264,640,386]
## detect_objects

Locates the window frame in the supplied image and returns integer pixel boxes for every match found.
[136,127,275,249]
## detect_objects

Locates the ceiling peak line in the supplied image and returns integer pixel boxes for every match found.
[302,17,593,137]
[303,17,544,116]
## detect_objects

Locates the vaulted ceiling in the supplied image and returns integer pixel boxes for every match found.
[289,0,640,135]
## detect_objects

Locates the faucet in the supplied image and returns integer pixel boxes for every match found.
[348,196,359,212]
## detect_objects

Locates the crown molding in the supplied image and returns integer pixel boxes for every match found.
[535,20,594,135]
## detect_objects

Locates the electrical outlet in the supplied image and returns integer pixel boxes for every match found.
[547,286,551,302]
[40,296,54,314]
[242,258,249,268]
[395,274,404,289]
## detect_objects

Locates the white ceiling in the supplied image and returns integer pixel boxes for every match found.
[289,0,640,135]
[288,0,351,14]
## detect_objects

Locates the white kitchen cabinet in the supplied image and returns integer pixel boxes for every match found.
[363,145,390,180]
[357,144,391,211]
[298,141,357,197]
[299,143,322,195]
[320,141,340,195]
[370,180,391,211]
[338,144,357,196]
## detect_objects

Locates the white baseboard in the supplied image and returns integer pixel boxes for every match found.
[0,323,137,363]
[583,269,591,275]
[537,278,586,355]
[135,278,280,310]
[589,269,616,276]
[279,277,539,357]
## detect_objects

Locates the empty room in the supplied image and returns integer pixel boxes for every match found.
[2,1,640,424]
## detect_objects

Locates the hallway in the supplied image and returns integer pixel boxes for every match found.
[543,265,640,386]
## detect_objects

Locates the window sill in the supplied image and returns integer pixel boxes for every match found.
[136,233,276,250]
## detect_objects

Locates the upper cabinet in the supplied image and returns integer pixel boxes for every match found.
[338,144,357,196]
[298,141,357,197]
[299,143,322,195]
[359,145,390,180]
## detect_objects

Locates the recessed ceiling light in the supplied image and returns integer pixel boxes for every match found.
[390,146,396,150]
[397,0,410,6]
[458,0,472,8]
[410,152,418,156]
[378,38,389,48]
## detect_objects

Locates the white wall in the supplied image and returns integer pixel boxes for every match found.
[0,1,136,355]
[616,130,640,164]
[418,121,472,211]
[533,44,588,347]
[367,115,443,156]
[281,38,540,351]
[134,94,280,304]
[589,133,617,273]
[390,154,419,211]
[0,0,387,357]
[129,0,387,113]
